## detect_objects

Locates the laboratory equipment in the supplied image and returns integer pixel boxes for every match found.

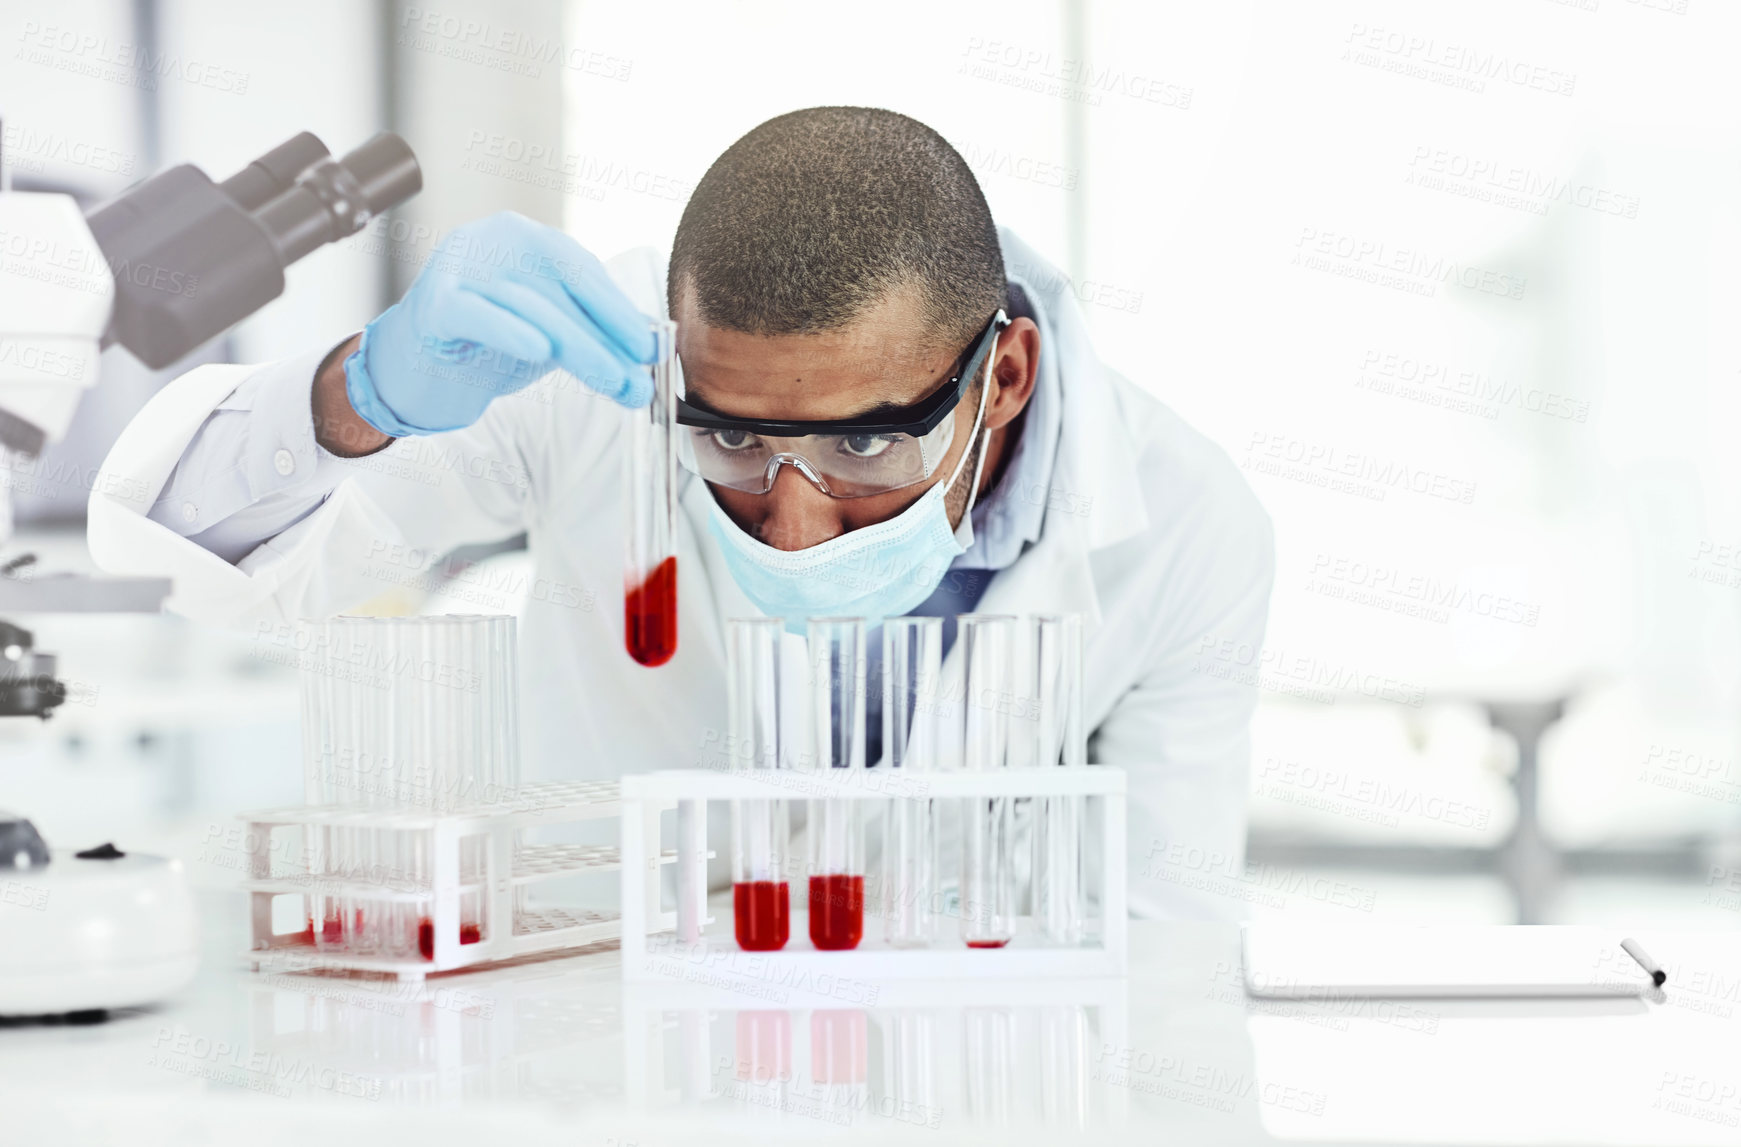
[624,319,679,667]
[242,613,679,978]
[1,129,421,703]
[727,617,790,950]
[1030,614,1086,944]
[299,615,518,959]
[0,128,418,1012]
[806,617,867,950]
[0,812,197,1017]
[960,614,1017,948]
[880,616,943,947]
[623,767,1126,972]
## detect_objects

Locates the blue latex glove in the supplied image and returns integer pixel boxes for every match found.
[344,211,657,436]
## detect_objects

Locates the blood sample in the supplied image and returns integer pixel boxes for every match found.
[806,619,868,951]
[732,879,790,951]
[624,555,678,667]
[808,873,864,950]
[966,939,1009,949]
[624,320,679,667]
[727,618,792,953]
[416,917,484,959]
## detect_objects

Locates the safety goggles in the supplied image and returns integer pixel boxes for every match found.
[675,310,1011,498]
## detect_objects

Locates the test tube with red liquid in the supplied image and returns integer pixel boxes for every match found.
[807,617,867,951]
[728,617,790,951]
[960,614,1016,948]
[624,320,678,667]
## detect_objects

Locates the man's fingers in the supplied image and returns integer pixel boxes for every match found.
[474,278,646,402]
[484,213,659,364]
[421,287,553,366]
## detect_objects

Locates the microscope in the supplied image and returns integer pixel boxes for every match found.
[0,129,421,1017]
[0,129,420,716]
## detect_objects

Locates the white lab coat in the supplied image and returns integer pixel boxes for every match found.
[88,230,1274,920]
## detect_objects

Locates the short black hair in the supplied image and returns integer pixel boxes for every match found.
[669,106,1007,351]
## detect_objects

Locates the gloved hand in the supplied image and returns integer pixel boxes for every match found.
[343,210,657,436]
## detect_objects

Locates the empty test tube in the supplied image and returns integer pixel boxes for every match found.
[1031,614,1086,944]
[881,617,942,947]
[624,320,679,668]
[298,614,520,961]
[806,618,867,950]
[728,617,791,951]
[960,614,1017,948]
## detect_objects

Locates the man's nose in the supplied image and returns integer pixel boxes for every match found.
[755,464,844,552]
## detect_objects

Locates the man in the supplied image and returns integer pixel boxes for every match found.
[90,107,1273,919]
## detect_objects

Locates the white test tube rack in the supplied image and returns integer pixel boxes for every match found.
[620,765,1127,981]
[240,780,700,980]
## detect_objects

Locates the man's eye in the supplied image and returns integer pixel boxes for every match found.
[839,434,896,459]
[710,430,761,452]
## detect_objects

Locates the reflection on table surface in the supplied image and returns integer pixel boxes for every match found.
[5,894,1739,1146]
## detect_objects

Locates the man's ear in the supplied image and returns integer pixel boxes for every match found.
[984,317,1042,432]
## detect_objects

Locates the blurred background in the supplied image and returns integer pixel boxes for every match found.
[1,0,1738,929]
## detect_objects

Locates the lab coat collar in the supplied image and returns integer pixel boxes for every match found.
[997,226,1150,556]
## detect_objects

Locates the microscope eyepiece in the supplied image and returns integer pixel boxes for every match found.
[85,131,422,370]
[252,133,422,264]
[217,132,331,212]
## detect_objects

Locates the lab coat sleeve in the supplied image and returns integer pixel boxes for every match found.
[1092,448,1277,922]
[89,352,600,631]
[145,339,351,563]
[90,245,663,632]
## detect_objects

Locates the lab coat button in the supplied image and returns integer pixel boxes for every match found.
[181,502,198,523]
[274,448,296,477]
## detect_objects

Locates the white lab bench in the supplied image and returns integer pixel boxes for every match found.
[6,892,1739,1146]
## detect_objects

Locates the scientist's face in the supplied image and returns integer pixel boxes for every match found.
[673,284,1041,552]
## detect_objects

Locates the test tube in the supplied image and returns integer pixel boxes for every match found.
[300,618,344,951]
[728,617,790,951]
[297,614,520,961]
[806,618,867,950]
[623,320,679,668]
[881,617,942,947]
[960,614,1016,948]
[1030,614,1086,944]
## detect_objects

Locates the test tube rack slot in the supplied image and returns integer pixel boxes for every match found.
[620,766,1127,981]
[240,780,708,980]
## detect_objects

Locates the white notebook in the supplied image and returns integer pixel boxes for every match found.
[1241,923,1656,999]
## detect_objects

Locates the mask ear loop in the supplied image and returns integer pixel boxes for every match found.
[941,333,998,513]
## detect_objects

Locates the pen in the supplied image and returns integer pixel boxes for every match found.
[1621,938,1666,987]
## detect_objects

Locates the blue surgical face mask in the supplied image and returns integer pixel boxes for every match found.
[706,363,994,632]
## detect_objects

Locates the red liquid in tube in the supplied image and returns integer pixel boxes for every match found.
[625,555,678,667]
[416,917,483,960]
[966,939,1009,949]
[808,874,865,950]
[733,880,790,951]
